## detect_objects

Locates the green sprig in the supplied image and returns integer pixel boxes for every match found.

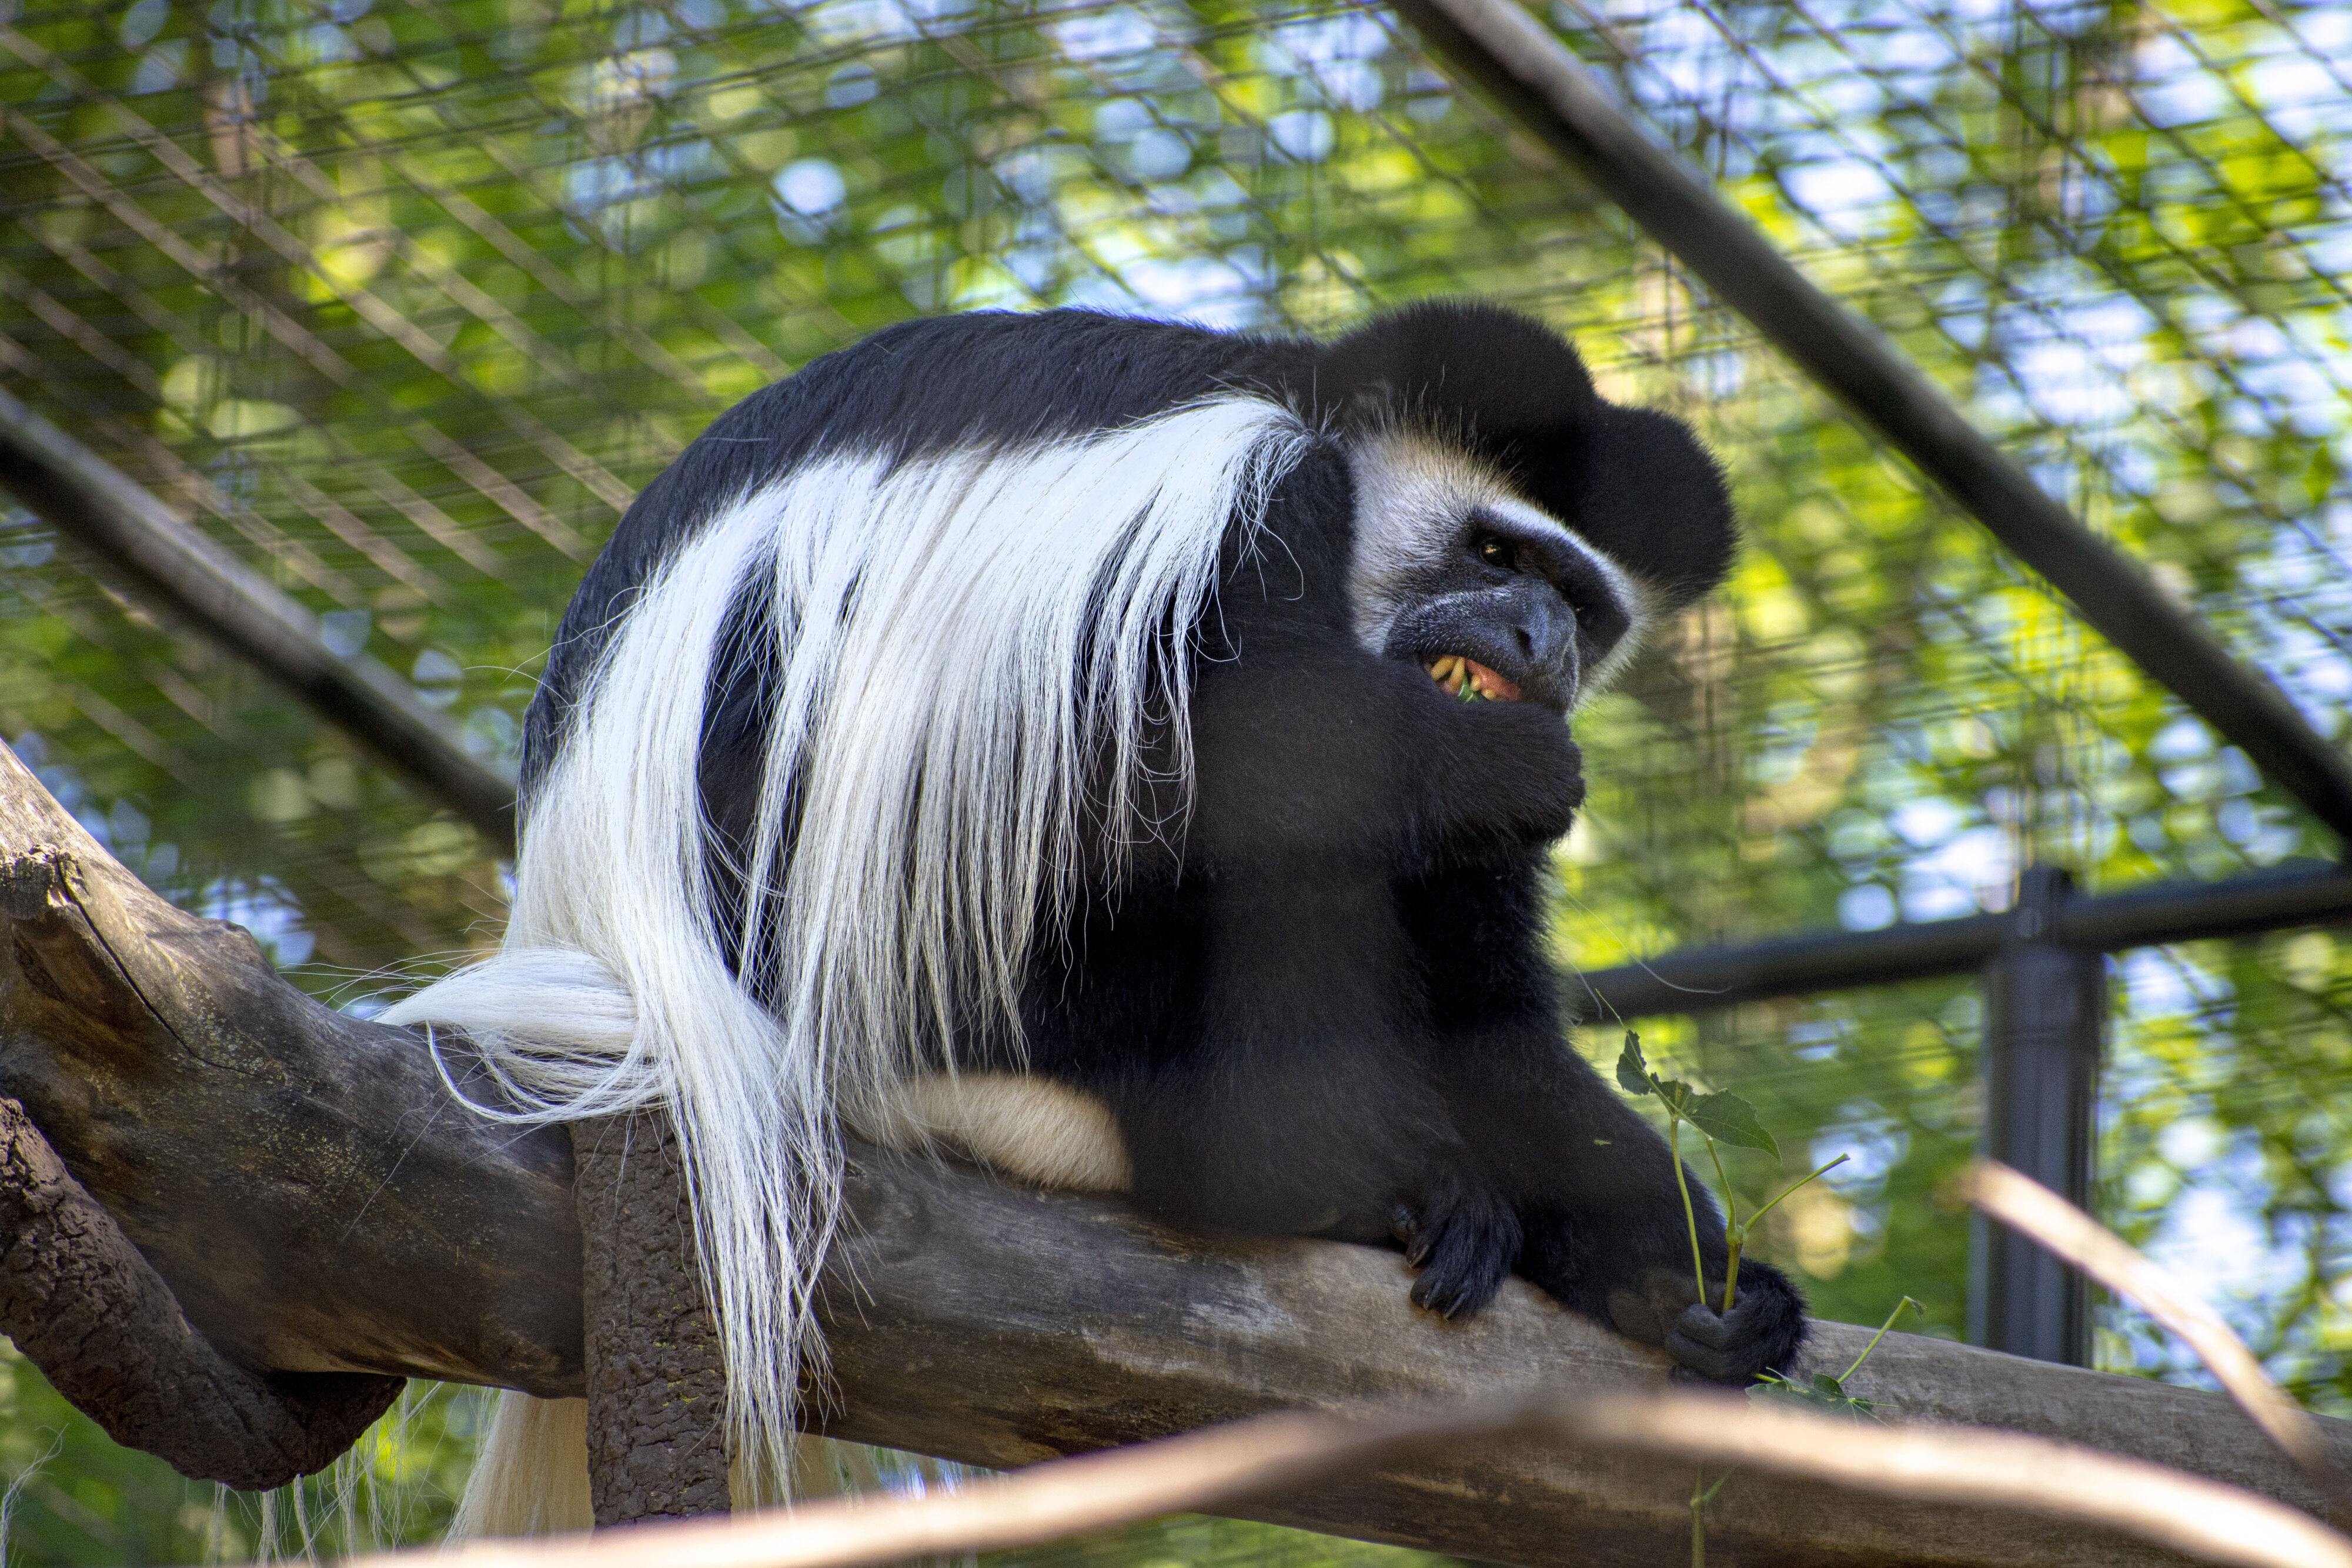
[1615,1032,1822,1312]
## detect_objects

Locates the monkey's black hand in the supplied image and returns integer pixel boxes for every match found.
[1411,703,1586,854]
[1606,1263,1807,1384]
[1665,1266,1808,1383]
[1390,1180,1522,1321]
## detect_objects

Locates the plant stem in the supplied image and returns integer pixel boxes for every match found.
[1713,1151,1853,1316]
[1669,1118,1706,1306]
[1689,1466,1735,1567]
[1744,1152,1852,1231]
[1839,1295,1925,1383]
[1705,1138,1740,1313]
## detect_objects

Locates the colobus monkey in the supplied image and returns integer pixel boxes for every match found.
[387,302,1804,1528]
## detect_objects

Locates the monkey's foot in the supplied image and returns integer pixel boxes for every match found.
[1390,1182,1522,1320]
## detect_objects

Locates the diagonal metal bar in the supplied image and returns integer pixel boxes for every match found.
[0,23,639,520]
[1394,0,2352,848]
[0,386,517,857]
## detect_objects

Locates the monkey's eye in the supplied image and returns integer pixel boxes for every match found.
[1476,535,1517,570]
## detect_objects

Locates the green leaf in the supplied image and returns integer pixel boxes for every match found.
[1686,1090,1780,1158]
[1615,1032,1651,1096]
[1613,1035,1764,1154]
[1652,1078,1698,1118]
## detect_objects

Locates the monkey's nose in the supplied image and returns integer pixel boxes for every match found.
[1506,579,1578,683]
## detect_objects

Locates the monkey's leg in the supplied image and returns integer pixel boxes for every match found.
[1095,1034,1514,1283]
[1382,1157,1524,1321]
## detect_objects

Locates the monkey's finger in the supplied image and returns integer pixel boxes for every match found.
[1409,1233,1509,1320]
[1663,1328,1740,1383]
[1671,1300,1736,1349]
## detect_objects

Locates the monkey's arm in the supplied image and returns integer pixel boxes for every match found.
[1024,868,1507,1263]
[1178,640,1587,872]
[1406,860,1809,1385]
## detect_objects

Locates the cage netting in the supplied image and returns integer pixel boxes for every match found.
[2,0,2349,1515]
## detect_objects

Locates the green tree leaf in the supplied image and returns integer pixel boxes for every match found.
[1615,1032,1651,1096]
[1686,1090,1780,1158]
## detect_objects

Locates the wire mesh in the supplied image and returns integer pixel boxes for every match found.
[2,0,2350,1544]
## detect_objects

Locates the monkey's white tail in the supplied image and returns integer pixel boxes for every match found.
[448,1395,593,1539]
[385,400,1311,1535]
[442,1392,962,1541]
[387,492,838,1526]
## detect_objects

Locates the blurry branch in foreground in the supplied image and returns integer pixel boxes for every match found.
[1961,1160,2333,1477]
[338,1388,2352,1568]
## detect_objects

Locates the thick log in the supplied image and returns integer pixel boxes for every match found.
[0,740,580,1392]
[4,733,2348,1565]
[818,1156,2352,1567]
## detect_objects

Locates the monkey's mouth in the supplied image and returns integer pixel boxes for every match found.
[1425,654,1524,703]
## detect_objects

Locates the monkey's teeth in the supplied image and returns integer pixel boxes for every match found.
[1466,660,1523,703]
[1427,654,1522,703]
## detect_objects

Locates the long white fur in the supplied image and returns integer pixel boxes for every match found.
[447,1394,592,1538]
[384,397,1310,1529]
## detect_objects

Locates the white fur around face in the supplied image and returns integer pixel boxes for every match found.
[861,1072,1133,1192]
[1343,427,1652,700]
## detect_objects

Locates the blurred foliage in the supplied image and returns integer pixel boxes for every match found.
[2,0,2350,1558]
[0,1343,476,1563]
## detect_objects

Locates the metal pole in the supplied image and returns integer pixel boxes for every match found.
[1971,865,2104,1365]
[1573,858,2352,1020]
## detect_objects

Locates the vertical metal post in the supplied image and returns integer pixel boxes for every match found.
[1971,864,2106,1365]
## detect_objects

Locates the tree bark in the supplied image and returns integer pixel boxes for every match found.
[572,1112,731,1524]
[5,734,2348,1566]
[0,1096,400,1487]
[0,743,580,1394]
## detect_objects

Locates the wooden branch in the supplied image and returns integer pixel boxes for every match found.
[0,1096,401,1487]
[572,1112,731,1524]
[6,732,2351,1566]
[810,1154,2352,1566]
[0,738,580,1390]
[1963,1161,2331,1475]
[361,1395,2352,1568]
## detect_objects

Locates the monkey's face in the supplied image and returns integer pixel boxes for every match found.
[1345,428,1645,720]
[1318,302,1736,740]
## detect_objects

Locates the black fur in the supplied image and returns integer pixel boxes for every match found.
[1321,300,1738,609]
[531,304,1802,1385]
